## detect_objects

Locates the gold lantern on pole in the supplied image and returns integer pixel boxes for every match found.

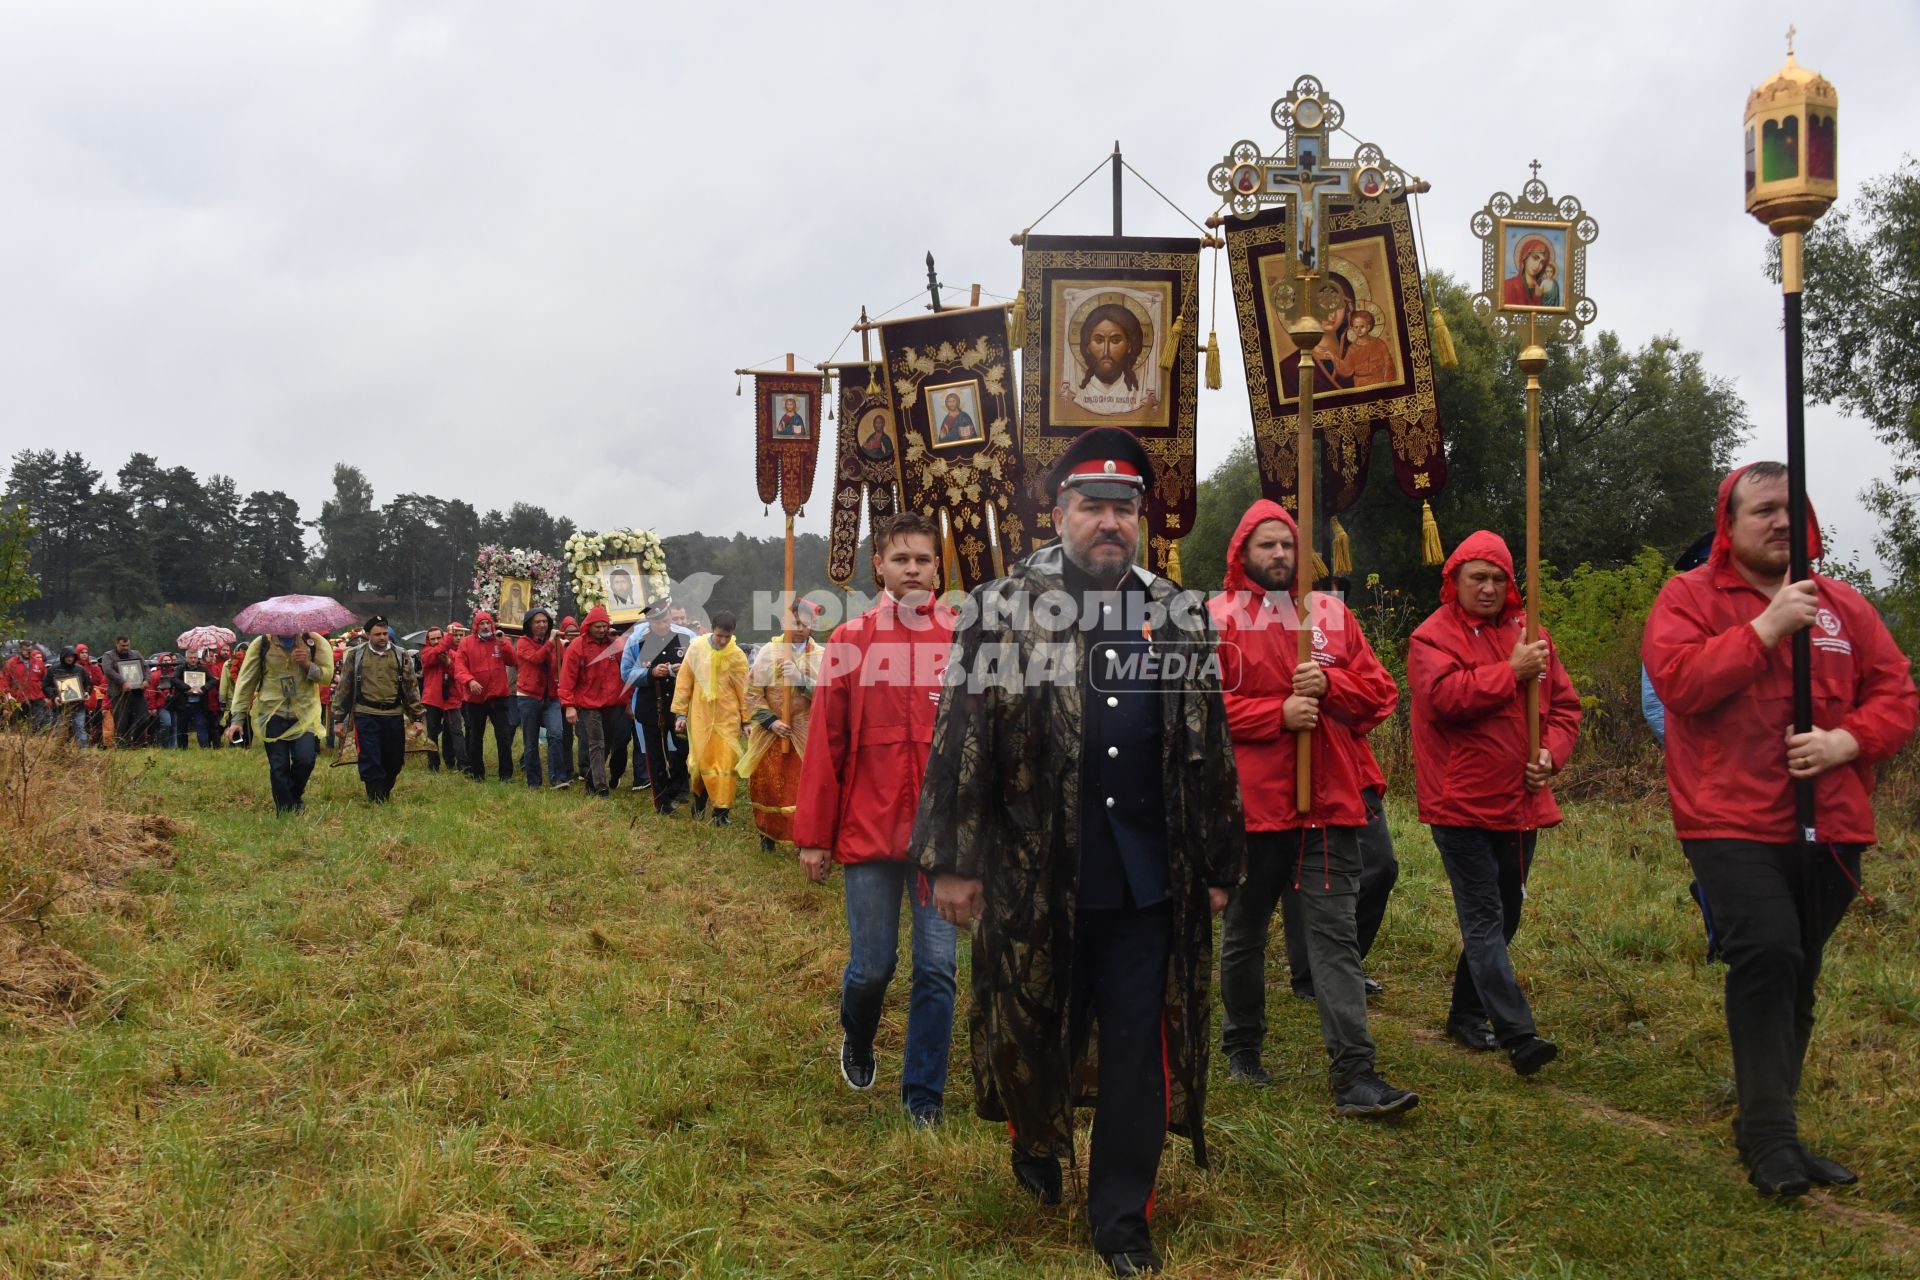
[1743,26,1838,844]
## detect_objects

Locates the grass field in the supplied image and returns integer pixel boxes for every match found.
[3,736,1919,1278]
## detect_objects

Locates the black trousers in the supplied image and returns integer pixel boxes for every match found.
[1432,826,1539,1043]
[264,732,318,814]
[423,704,464,773]
[1069,904,1171,1256]
[462,698,514,781]
[577,704,630,794]
[112,692,148,746]
[639,704,689,810]
[1683,838,1861,1164]
[353,713,407,801]
[1283,787,1400,991]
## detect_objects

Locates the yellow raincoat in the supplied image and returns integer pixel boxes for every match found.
[672,633,750,810]
[737,634,821,843]
[229,633,336,744]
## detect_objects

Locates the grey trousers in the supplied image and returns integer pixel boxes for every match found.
[1220,826,1375,1087]
[1282,787,1399,990]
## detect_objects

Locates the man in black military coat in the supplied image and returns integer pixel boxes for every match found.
[913,427,1245,1277]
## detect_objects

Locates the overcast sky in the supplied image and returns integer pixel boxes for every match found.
[2,1,1913,571]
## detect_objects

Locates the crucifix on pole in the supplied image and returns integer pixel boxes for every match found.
[1209,74,1409,813]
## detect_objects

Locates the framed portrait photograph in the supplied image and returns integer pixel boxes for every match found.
[925,380,985,451]
[1048,282,1173,430]
[769,391,811,441]
[1496,219,1572,314]
[496,575,533,628]
[596,557,646,624]
[182,670,207,693]
[854,405,897,463]
[55,673,84,704]
[119,659,147,690]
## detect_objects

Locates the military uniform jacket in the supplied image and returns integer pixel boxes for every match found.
[909,542,1246,1163]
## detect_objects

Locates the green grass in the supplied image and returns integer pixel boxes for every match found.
[3,742,1919,1278]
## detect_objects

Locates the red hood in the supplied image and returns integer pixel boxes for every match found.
[1441,529,1524,617]
[471,610,495,635]
[578,604,612,636]
[1222,499,1299,596]
[560,615,578,632]
[1708,463,1823,577]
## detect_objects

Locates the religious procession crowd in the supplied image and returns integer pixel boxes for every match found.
[6,427,1916,1277]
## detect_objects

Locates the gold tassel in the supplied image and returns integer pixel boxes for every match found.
[1204,330,1222,390]
[1311,548,1330,582]
[1159,313,1184,372]
[1009,289,1027,349]
[1420,501,1445,566]
[735,375,742,396]
[1331,518,1353,577]
[865,365,881,396]
[1165,539,1183,585]
[1430,305,1458,368]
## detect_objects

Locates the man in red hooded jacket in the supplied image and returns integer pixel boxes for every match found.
[1644,462,1917,1197]
[1409,529,1581,1077]
[793,511,957,1126]
[417,624,466,773]
[1210,500,1416,1117]
[454,610,518,782]
[3,644,50,729]
[558,605,629,796]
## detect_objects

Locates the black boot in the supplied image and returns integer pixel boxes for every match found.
[1799,1146,1858,1187]
[1226,1049,1271,1087]
[690,793,708,819]
[760,835,776,854]
[1444,1020,1499,1052]
[712,808,731,828]
[1100,1247,1163,1276]
[1749,1147,1812,1198]
[1010,1146,1062,1206]
[1507,1034,1559,1077]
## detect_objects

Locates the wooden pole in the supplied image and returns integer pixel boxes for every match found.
[1112,140,1123,236]
[1518,313,1548,765]
[781,514,796,751]
[1284,293,1323,814]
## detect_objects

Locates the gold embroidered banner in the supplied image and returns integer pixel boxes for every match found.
[1228,196,1448,513]
[753,372,825,517]
[1018,234,1201,577]
[825,361,902,588]
[877,304,1028,593]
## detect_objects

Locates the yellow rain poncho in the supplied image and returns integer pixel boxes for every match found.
[671,632,750,810]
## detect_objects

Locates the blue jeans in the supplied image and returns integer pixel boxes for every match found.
[64,708,87,746]
[840,859,958,1113]
[516,697,568,786]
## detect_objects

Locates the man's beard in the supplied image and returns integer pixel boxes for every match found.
[1064,534,1133,584]
[1247,559,1295,593]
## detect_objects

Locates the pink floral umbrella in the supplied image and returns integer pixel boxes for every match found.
[233,595,359,636]
[177,624,238,652]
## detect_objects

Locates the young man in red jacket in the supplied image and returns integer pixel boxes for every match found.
[1210,500,1416,1116]
[513,606,570,789]
[793,511,957,1125]
[417,625,466,774]
[1409,530,1581,1077]
[1644,462,1917,1197]
[559,605,629,797]
[3,644,50,729]
[454,610,518,782]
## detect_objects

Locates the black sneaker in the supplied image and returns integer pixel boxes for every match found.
[551,778,572,790]
[631,780,649,791]
[1507,1035,1560,1077]
[1363,975,1384,998]
[1800,1146,1858,1187]
[658,801,678,818]
[712,808,731,828]
[1444,1020,1499,1053]
[1334,1071,1420,1118]
[839,1037,875,1091]
[1226,1050,1271,1087]
[760,836,777,854]
[906,1104,943,1129]
[1749,1147,1812,1198]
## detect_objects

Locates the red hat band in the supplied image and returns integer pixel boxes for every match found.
[1058,459,1144,494]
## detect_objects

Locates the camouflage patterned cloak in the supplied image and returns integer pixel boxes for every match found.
[909,542,1246,1165]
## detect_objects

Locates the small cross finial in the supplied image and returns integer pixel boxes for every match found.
[1786,24,1796,55]
[1529,158,1542,180]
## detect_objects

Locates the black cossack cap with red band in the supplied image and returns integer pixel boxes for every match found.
[1048,426,1155,502]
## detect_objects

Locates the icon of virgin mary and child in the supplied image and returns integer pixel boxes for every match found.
[1278,270,1396,397]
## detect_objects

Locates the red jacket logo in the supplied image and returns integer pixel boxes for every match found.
[1817,609,1841,637]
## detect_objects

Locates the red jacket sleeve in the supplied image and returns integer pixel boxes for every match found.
[1410,628,1514,724]
[1323,624,1398,732]
[452,640,475,691]
[791,635,855,850]
[1542,638,1584,770]
[556,640,580,706]
[1835,589,1920,765]
[1642,577,1770,716]
[1216,624,1290,744]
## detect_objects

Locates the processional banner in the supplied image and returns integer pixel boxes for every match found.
[754,372,825,517]
[1018,234,1200,577]
[877,304,1028,593]
[1227,196,1447,513]
[825,361,903,588]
